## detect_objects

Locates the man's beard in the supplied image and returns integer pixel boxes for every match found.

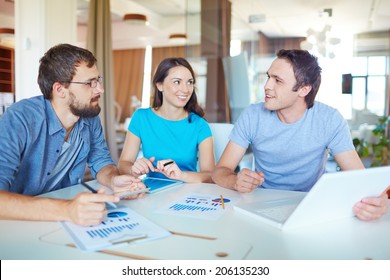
[69,92,101,118]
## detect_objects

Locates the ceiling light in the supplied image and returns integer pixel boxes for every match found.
[300,24,340,59]
[169,33,187,44]
[0,28,14,35]
[123,14,148,25]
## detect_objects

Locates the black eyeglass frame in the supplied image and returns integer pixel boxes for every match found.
[63,76,103,88]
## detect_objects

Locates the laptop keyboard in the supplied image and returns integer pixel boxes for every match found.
[255,203,298,223]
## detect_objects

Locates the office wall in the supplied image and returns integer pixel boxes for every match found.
[14,0,77,101]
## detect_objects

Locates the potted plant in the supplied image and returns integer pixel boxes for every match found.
[353,115,390,167]
[353,115,390,198]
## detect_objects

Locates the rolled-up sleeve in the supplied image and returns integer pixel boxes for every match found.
[86,117,115,177]
[0,108,27,191]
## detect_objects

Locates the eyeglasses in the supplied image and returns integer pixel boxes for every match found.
[65,76,103,88]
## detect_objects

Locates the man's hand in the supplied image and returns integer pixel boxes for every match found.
[353,187,389,221]
[234,169,265,193]
[111,174,146,200]
[66,188,118,226]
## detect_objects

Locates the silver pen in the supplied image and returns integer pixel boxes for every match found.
[79,180,117,209]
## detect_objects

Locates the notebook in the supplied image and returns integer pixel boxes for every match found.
[234,166,390,230]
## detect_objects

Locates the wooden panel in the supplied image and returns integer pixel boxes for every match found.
[257,32,305,56]
[201,0,231,123]
[0,46,14,93]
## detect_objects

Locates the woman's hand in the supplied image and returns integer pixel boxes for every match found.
[155,159,184,181]
[131,157,155,176]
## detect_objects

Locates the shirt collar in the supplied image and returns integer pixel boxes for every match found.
[44,98,89,136]
[44,98,63,136]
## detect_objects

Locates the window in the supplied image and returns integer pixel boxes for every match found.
[351,56,388,116]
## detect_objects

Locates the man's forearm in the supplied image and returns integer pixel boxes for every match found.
[0,190,69,222]
[212,166,237,190]
[96,165,120,189]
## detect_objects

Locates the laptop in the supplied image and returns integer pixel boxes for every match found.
[234,166,390,230]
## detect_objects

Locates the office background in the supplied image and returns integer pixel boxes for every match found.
[0,0,389,163]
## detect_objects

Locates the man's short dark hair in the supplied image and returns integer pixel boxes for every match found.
[37,44,97,99]
[276,49,322,109]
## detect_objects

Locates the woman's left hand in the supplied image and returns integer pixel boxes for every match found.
[156,159,184,181]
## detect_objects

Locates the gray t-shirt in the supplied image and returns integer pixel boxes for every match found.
[230,101,355,192]
[45,122,83,192]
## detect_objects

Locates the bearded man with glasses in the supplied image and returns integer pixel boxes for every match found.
[0,44,146,226]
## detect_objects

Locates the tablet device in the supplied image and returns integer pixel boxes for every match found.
[118,177,183,199]
[143,177,182,193]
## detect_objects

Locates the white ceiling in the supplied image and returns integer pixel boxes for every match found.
[1,0,390,49]
[80,0,390,49]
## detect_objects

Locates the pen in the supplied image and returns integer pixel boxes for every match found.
[220,194,225,209]
[79,180,117,209]
[163,160,174,167]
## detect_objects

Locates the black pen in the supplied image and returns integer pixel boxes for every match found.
[79,179,117,209]
[163,160,174,167]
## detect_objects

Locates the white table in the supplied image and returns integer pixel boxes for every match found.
[1,181,389,260]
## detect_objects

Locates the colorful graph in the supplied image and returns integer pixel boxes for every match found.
[157,193,236,220]
[169,203,217,212]
[86,213,140,239]
[107,211,128,218]
[86,222,140,239]
[212,197,231,204]
[61,207,171,251]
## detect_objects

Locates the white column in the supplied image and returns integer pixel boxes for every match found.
[14,0,77,101]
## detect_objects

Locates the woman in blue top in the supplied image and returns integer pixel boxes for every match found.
[118,57,215,183]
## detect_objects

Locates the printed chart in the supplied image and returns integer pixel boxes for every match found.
[85,212,140,239]
[156,193,236,220]
[61,207,171,251]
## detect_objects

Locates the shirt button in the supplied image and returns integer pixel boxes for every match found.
[56,150,60,153]
[47,172,51,175]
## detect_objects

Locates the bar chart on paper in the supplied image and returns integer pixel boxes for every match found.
[61,207,171,251]
[85,212,140,239]
[156,193,236,220]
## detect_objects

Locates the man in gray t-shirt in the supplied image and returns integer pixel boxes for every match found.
[212,49,389,221]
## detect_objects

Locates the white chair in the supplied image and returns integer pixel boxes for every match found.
[208,122,234,163]
[113,101,122,128]
[209,122,254,170]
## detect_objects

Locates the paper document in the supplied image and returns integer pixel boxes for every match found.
[61,207,171,251]
[155,192,238,220]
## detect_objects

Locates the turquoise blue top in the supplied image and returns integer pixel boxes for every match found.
[129,108,212,178]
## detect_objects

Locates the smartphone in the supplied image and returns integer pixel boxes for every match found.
[118,188,149,199]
